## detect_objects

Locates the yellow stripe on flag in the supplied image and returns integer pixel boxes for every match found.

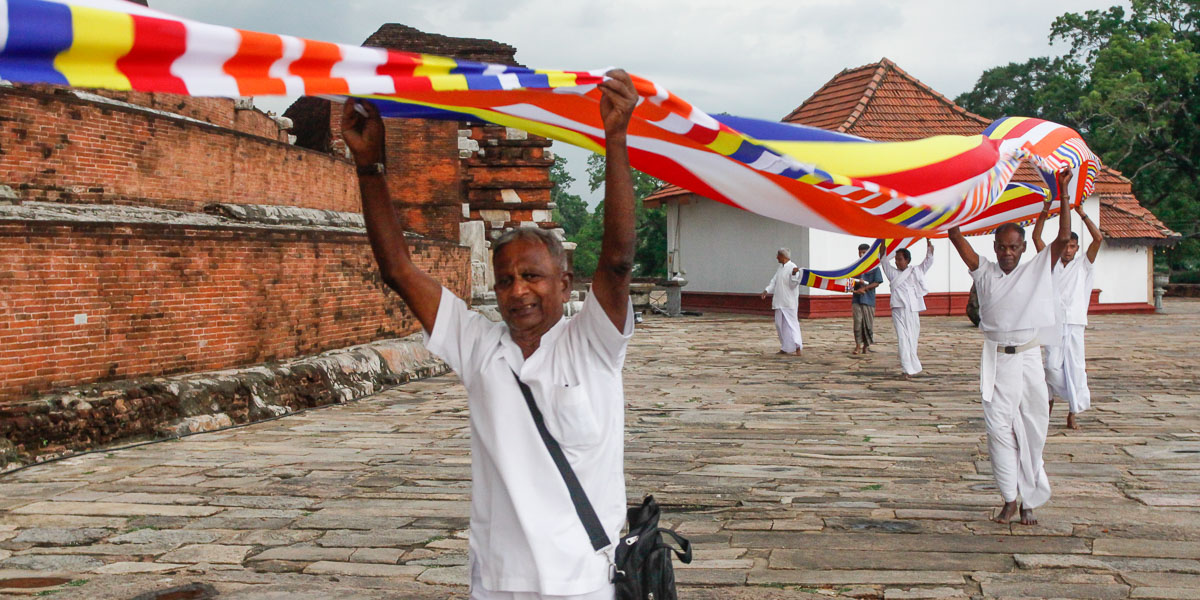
[764,135,985,178]
[55,6,134,90]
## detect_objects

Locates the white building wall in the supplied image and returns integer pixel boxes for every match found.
[670,196,1150,305]
[668,198,807,293]
[1092,242,1150,303]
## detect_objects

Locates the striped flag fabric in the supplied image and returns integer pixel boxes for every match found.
[0,0,1100,258]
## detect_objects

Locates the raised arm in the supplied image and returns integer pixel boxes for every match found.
[918,238,935,273]
[591,70,639,331]
[1076,203,1103,263]
[1048,170,1074,266]
[342,99,442,332]
[1032,199,1051,253]
[948,227,980,272]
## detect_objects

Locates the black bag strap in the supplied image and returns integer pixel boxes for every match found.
[512,371,611,552]
[655,528,693,563]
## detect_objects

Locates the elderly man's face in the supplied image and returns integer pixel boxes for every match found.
[776,252,788,264]
[994,228,1027,274]
[493,238,571,339]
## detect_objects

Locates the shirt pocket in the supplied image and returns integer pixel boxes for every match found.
[547,382,604,450]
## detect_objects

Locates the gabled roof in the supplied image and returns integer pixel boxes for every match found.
[646,58,1176,243]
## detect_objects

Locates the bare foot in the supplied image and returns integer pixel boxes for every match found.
[1019,505,1037,526]
[993,500,1020,524]
[1067,412,1080,430]
[853,346,861,355]
[793,349,803,357]
[1049,398,1054,414]
[902,373,912,381]
[777,350,789,355]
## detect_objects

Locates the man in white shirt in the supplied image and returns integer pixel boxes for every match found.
[880,239,934,379]
[1033,202,1102,430]
[761,248,803,356]
[947,169,1074,526]
[341,71,639,599]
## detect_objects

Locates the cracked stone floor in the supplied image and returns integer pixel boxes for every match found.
[1,300,1198,599]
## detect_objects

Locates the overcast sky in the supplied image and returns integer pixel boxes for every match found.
[153,0,1122,204]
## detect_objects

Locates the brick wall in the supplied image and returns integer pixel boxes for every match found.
[1,86,358,214]
[89,88,287,141]
[328,109,464,241]
[0,220,470,403]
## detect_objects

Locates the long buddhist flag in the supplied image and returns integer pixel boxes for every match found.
[0,0,1100,250]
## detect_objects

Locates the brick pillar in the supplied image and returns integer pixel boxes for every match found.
[461,124,558,241]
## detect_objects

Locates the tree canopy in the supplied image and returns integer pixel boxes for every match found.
[955,0,1199,276]
[548,152,667,279]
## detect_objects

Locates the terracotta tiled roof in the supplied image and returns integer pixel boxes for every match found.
[1099,193,1181,245]
[646,58,1176,242]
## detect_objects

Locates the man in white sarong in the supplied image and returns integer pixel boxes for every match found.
[761,248,803,356]
[343,72,639,599]
[880,239,934,378]
[947,169,1074,525]
[1033,202,1102,430]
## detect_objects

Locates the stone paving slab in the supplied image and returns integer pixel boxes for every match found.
[0,299,1198,598]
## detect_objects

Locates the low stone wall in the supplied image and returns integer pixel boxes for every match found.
[0,336,448,468]
[0,202,471,403]
[1165,284,1200,298]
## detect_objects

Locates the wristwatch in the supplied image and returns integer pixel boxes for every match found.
[356,162,385,176]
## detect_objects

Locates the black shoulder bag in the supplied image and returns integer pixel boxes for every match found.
[512,372,692,600]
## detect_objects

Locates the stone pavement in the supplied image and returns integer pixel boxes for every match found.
[2,300,1198,599]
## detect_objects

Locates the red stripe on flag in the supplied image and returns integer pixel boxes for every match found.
[377,51,428,90]
[224,30,286,96]
[291,39,348,95]
[865,139,1002,196]
[118,15,188,94]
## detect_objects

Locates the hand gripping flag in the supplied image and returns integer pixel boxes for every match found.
[0,0,1100,258]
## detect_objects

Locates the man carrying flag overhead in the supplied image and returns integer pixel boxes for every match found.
[880,239,935,379]
[948,170,1074,526]
[1033,198,1103,430]
[342,70,639,599]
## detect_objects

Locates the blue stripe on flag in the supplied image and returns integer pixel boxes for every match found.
[727,141,765,164]
[515,72,549,88]
[462,75,503,91]
[0,0,73,85]
[713,114,870,143]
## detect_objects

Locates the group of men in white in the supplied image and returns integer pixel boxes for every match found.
[762,169,1101,524]
[345,60,1107,595]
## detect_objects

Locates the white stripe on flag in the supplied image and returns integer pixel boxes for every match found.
[171,20,242,97]
[332,45,393,95]
[0,0,8,56]
[271,35,305,97]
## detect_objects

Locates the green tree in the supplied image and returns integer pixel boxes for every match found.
[583,153,668,279]
[956,0,1200,273]
[549,155,590,238]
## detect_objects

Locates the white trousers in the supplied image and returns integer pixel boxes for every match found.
[1042,324,1091,414]
[891,308,922,375]
[983,349,1052,508]
[774,308,803,353]
[471,561,615,600]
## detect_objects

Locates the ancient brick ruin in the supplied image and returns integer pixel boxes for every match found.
[0,24,554,463]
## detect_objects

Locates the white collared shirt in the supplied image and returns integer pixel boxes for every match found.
[424,287,633,596]
[765,260,802,310]
[970,248,1059,402]
[881,248,934,313]
[1053,256,1095,326]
